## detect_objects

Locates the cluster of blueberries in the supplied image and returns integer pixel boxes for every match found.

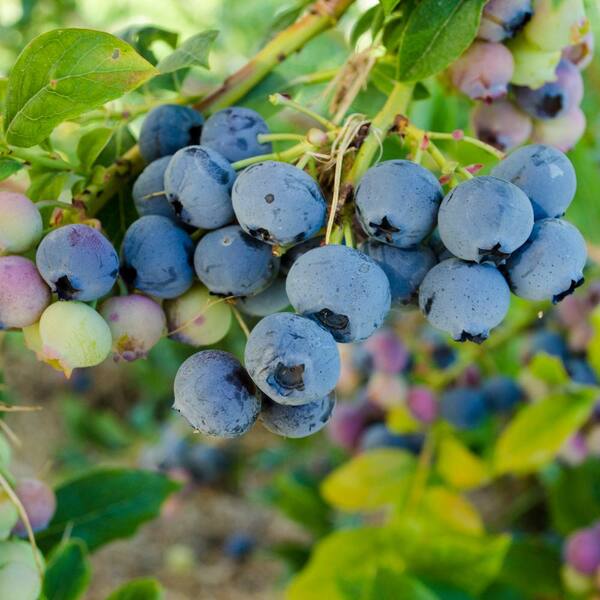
[449,0,591,152]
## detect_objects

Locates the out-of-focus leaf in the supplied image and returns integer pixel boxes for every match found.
[77,127,113,171]
[528,353,569,386]
[587,307,600,378]
[105,578,164,600]
[157,30,218,74]
[437,434,491,490]
[96,125,136,167]
[118,25,178,64]
[420,487,484,536]
[0,157,24,181]
[43,540,91,600]
[494,388,598,475]
[380,0,404,15]
[351,5,380,47]
[27,170,69,201]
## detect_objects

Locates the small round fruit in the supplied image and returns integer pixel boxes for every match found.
[132,156,178,220]
[531,107,586,152]
[440,387,488,429]
[0,540,44,600]
[565,529,600,575]
[237,277,289,317]
[481,376,524,412]
[478,0,533,42]
[0,192,42,255]
[471,100,532,151]
[507,37,561,88]
[12,479,56,536]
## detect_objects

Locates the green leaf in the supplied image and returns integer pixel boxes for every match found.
[363,570,438,600]
[587,307,600,378]
[0,157,24,181]
[119,25,178,65]
[157,30,218,74]
[436,434,491,490]
[321,448,415,511]
[77,127,114,171]
[351,5,380,46]
[380,0,404,15]
[494,388,598,475]
[4,29,157,147]
[105,578,164,600]
[397,0,486,82]
[27,170,69,201]
[528,353,569,385]
[43,540,91,600]
[36,468,180,553]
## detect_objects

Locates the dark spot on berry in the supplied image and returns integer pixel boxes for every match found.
[477,128,504,151]
[274,363,305,391]
[458,331,487,344]
[477,242,510,265]
[54,275,79,300]
[314,308,349,332]
[553,277,585,304]
[225,366,256,395]
[423,294,435,316]
[248,227,272,243]
[538,93,564,118]
[369,216,400,243]
[502,8,532,39]
[265,194,275,204]
[171,198,184,216]
[188,124,203,145]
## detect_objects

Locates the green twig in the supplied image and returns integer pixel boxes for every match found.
[269,93,337,131]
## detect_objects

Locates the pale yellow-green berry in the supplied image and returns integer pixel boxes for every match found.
[508,36,561,89]
[524,0,587,52]
[0,492,18,541]
[0,193,42,255]
[0,540,44,600]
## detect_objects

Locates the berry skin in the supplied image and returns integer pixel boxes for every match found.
[12,479,56,536]
[132,155,178,220]
[244,312,340,406]
[562,32,594,70]
[419,259,510,343]
[355,160,443,248]
[359,424,424,454]
[363,329,409,374]
[194,225,278,298]
[0,257,50,330]
[138,104,204,162]
[531,107,586,152]
[232,161,326,246]
[528,330,569,361]
[566,358,598,385]
[200,107,272,163]
[164,145,236,229]
[361,240,436,306]
[237,276,289,317]
[524,0,587,52]
[565,529,600,575]
[471,99,532,151]
[491,144,576,220]
[36,224,119,301]
[0,192,42,255]
[481,376,524,412]
[173,350,260,437]
[121,215,194,299]
[280,236,323,275]
[438,176,534,265]
[428,229,454,262]
[507,37,561,88]
[440,387,488,429]
[504,219,586,303]
[0,540,45,600]
[327,401,376,451]
[513,60,583,121]
[99,294,166,361]
[478,0,533,42]
[259,392,335,438]
[450,41,514,101]
[286,245,391,343]
[164,283,232,346]
[407,386,438,424]
[36,301,112,377]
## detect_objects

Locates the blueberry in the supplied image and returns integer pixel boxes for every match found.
[507,36,561,89]
[132,156,178,220]
[327,401,375,451]
[419,258,510,343]
[440,387,487,429]
[359,424,424,454]
[0,257,50,330]
[524,0,587,52]
[36,224,119,301]
[427,229,454,262]
[259,391,335,438]
[504,219,586,303]
[0,192,42,255]
[528,330,569,361]
[471,99,532,152]
[244,312,340,405]
[407,386,438,423]
[491,144,576,220]
[363,329,410,374]
[194,225,278,297]
[280,236,323,275]
[532,107,586,153]
[286,245,391,343]
[355,160,443,248]
[12,479,56,536]
[200,107,272,163]
[513,60,583,120]
[237,276,289,317]
[232,161,326,246]
[223,533,256,561]
[481,376,524,412]
[438,176,534,264]
[562,32,594,70]
[450,41,514,100]
[182,443,233,485]
[173,350,260,437]
[361,240,436,305]
[566,358,598,386]
[478,0,533,42]
[121,215,194,299]
[138,104,204,162]
[164,145,236,229]
[565,528,600,575]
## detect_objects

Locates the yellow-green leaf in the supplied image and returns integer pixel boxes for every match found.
[437,434,491,490]
[421,486,484,536]
[528,353,569,386]
[588,307,600,378]
[157,30,218,74]
[386,405,420,434]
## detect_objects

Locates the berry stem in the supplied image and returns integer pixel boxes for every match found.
[231,141,314,170]
[409,127,505,160]
[285,68,339,89]
[257,133,306,143]
[269,93,337,131]
[231,305,251,339]
[1,146,73,171]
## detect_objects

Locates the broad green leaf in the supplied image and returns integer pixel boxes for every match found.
[105,578,164,600]
[437,435,491,490]
[321,448,415,511]
[397,0,486,82]
[380,0,404,15]
[0,157,24,181]
[119,25,178,64]
[77,127,113,171]
[43,540,91,600]
[494,388,597,475]
[157,30,218,74]
[36,468,180,553]
[4,29,157,147]
[364,570,438,600]
[421,487,483,536]
[528,353,569,385]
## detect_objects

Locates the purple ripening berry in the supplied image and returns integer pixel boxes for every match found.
[471,100,532,152]
[565,528,600,575]
[406,386,438,424]
[12,478,56,536]
[363,330,409,375]
[478,0,533,42]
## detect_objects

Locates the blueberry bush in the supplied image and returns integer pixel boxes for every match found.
[1,0,600,597]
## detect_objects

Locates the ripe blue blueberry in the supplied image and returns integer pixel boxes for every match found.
[504,219,586,303]
[359,424,424,454]
[164,145,236,229]
[194,225,278,297]
[491,144,576,220]
[259,391,335,438]
[200,107,272,163]
[36,224,119,301]
[419,258,510,343]
[138,104,204,162]
[428,229,453,262]
[478,0,533,42]
[438,176,534,264]
[232,161,326,246]
[566,358,598,385]
[360,240,436,306]
[440,387,487,429]
[528,330,569,361]
[481,376,524,412]
[471,99,532,152]
[132,155,177,220]
[173,350,260,437]
[280,236,323,275]
[237,276,289,317]
[121,215,194,299]
[286,244,391,343]
[244,312,340,406]
[355,160,443,248]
